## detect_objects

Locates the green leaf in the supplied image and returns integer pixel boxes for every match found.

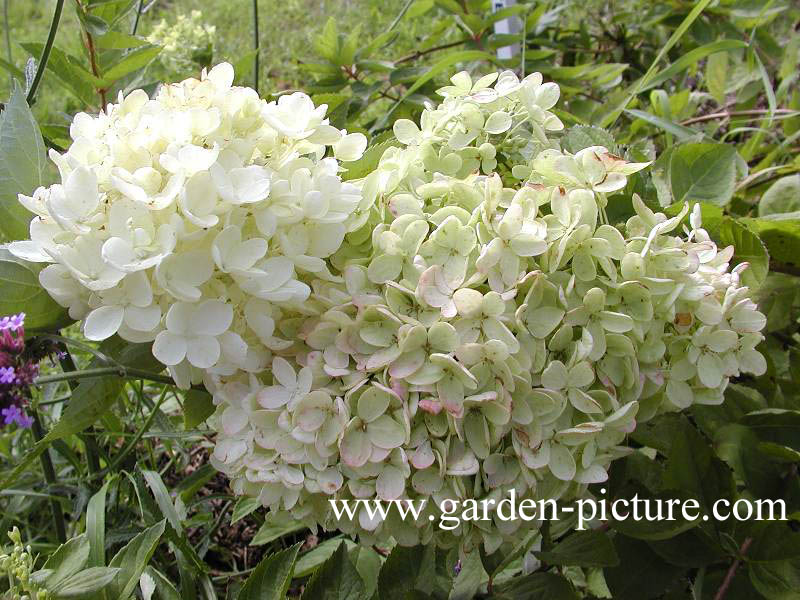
[718,218,769,290]
[0,249,71,332]
[20,43,100,105]
[741,409,800,451]
[603,536,685,600]
[706,50,729,105]
[663,417,735,512]
[669,142,738,206]
[741,216,800,269]
[41,535,90,590]
[341,138,400,181]
[94,31,148,50]
[231,497,260,524]
[293,538,358,579]
[301,542,365,600]
[100,45,161,84]
[449,549,485,600]
[142,470,183,534]
[377,544,437,600]
[536,530,619,567]
[141,567,181,600]
[560,125,615,153]
[759,175,800,217]
[749,523,800,562]
[493,572,579,600]
[0,84,48,240]
[250,513,306,546]
[51,567,120,599]
[624,109,698,140]
[87,480,111,567]
[749,558,800,600]
[183,389,214,429]
[107,520,166,600]
[314,17,340,63]
[239,543,302,600]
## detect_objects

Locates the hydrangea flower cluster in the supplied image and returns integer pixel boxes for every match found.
[147,10,216,75]
[11,67,766,550]
[10,63,369,389]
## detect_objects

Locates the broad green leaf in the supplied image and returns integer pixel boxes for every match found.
[758,175,800,217]
[354,547,383,599]
[107,520,166,600]
[648,529,725,567]
[0,248,71,332]
[141,567,181,600]
[95,31,148,50]
[293,537,357,578]
[669,142,737,206]
[749,558,800,600]
[51,567,120,599]
[603,536,685,600]
[610,489,702,541]
[250,513,306,546]
[342,138,400,181]
[100,45,161,84]
[20,43,100,105]
[741,409,800,451]
[718,218,769,290]
[300,542,365,600]
[748,523,800,562]
[231,497,260,524]
[663,417,735,511]
[239,543,302,600]
[536,530,619,567]
[741,216,800,269]
[41,535,90,590]
[377,544,437,600]
[449,549,485,600]
[0,84,48,240]
[314,17,340,63]
[493,572,579,600]
[561,125,615,153]
[183,389,215,429]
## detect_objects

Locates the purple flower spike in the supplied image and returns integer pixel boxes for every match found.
[0,366,14,384]
[1,404,33,428]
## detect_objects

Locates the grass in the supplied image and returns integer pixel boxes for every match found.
[1,0,420,123]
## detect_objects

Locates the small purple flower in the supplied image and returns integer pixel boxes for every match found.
[0,366,14,384]
[0,313,24,331]
[1,404,33,428]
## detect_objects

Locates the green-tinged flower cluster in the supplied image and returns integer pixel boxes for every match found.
[205,70,766,550]
[0,528,48,600]
[12,64,766,551]
[147,10,216,75]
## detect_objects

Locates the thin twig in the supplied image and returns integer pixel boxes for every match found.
[3,0,11,88]
[396,38,469,64]
[131,0,145,36]
[35,366,179,387]
[681,108,796,126]
[30,409,67,544]
[26,0,65,104]
[252,0,259,93]
[713,537,753,600]
[58,348,101,476]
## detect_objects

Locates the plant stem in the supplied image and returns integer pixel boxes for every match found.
[30,409,67,544]
[681,108,796,126]
[252,0,259,93]
[26,0,65,105]
[59,348,101,476]
[714,537,753,600]
[131,0,145,36]
[36,366,179,387]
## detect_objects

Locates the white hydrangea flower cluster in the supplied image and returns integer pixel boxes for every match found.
[12,66,766,551]
[203,71,767,550]
[9,63,370,388]
[147,10,216,75]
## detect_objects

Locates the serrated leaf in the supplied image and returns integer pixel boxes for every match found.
[706,50,729,105]
[0,84,48,240]
[560,125,615,153]
[741,216,800,269]
[239,543,301,600]
[536,530,620,567]
[294,538,358,578]
[301,542,365,600]
[377,544,437,600]
[494,572,579,600]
